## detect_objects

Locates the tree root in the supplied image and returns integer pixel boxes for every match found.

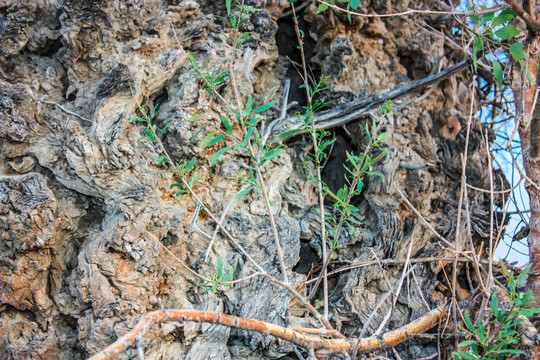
[88,306,448,359]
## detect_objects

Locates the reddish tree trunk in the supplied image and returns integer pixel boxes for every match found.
[511,31,540,295]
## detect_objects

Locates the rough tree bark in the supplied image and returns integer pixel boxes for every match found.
[0,0,511,359]
[507,0,540,297]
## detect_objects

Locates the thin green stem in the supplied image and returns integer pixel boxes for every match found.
[291,1,329,319]
[226,2,289,284]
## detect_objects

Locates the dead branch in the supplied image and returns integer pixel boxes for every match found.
[88,306,448,359]
[267,59,470,140]
[316,0,508,18]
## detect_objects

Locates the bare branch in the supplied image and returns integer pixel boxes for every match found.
[269,59,470,140]
[316,0,509,18]
[88,307,448,360]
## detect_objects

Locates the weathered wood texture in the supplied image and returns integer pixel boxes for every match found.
[0,1,506,359]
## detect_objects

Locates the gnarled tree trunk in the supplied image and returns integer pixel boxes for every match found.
[0,1,508,359]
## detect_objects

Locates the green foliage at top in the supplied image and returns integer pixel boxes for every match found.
[316,0,361,24]
[453,261,540,360]
[222,1,261,49]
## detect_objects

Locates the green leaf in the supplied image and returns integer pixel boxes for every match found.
[189,175,200,187]
[371,150,388,164]
[491,294,499,317]
[201,132,216,147]
[376,132,387,142]
[510,43,526,62]
[493,349,523,355]
[235,186,254,199]
[479,12,495,27]
[242,124,253,147]
[158,122,171,139]
[278,128,302,139]
[253,99,278,113]
[211,145,232,165]
[474,36,483,53]
[499,259,510,277]
[518,308,540,317]
[175,190,188,196]
[478,321,485,343]
[492,9,517,27]
[221,266,234,282]
[453,351,477,360]
[144,127,157,142]
[492,58,503,88]
[254,128,263,149]
[223,34,233,45]
[207,134,225,147]
[261,147,285,165]
[464,310,474,332]
[155,156,169,164]
[316,3,328,13]
[244,96,253,117]
[220,115,233,133]
[244,5,261,13]
[367,171,385,181]
[226,0,232,16]
[150,104,159,119]
[495,24,520,39]
[458,340,478,347]
[186,157,197,170]
[129,117,147,123]
[356,180,364,193]
[521,290,533,304]
[216,257,223,279]
[188,53,200,72]
[516,264,531,285]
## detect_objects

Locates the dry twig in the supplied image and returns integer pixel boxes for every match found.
[88,307,448,360]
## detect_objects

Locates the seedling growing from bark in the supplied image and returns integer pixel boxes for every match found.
[200,257,234,294]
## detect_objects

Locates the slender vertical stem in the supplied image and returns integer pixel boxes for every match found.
[290,1,329,319]
[304,121,383,303]
[452,79,476,338]
[484,133,494,295]
[227,3,289,284]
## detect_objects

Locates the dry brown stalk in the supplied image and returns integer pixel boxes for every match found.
[88,307,448,360]
[316,0,508,18]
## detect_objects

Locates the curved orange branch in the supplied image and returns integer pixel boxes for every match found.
[88,306,447,359]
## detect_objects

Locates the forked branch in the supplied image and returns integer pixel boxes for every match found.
[88,306,448,360]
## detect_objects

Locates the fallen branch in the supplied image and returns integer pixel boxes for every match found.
[267,59,470,140]
[88,306,448,359]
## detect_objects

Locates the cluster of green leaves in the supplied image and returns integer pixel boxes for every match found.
[189,51,284,200]
[201,257,234,294]
[324,120,387,237]
[316,0,361,24]
[378,100,393,116]
[188,54,229,95]
[289,74,388,249]
[129,104,201,198]
[129,104,162,143]
[453,261,540,360]
[170,158,200,198]
[468,7,535,85]
[223,1,261,48]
